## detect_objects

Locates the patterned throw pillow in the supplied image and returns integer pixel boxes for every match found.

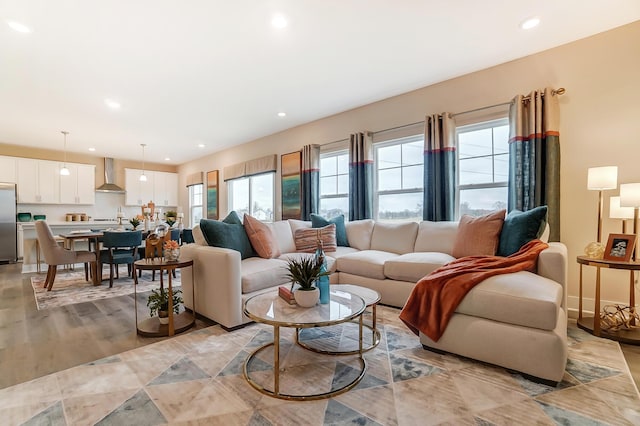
[243,214,280,259]
[294,224,337,253]
[452,209,506,258]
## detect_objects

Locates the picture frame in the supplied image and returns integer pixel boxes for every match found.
[603,233,636,262]
[206,170,219,220]
[281,151,302,220]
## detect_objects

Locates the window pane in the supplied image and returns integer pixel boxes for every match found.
[378,168,401,191]
[251,174,274,221]
[337,175,349,194]
[377,192,422,221]
[230,178,249,217]
[320,197,349,219]
[320,156,336,177]
[494,125,509,154]
[402,141,423,166]
[320,176,337,196]
[459,157,493,185]
[459,187,508,217]
[337,154,349,174]
[402,164,423,189]
[378,144,401,169]
[494,153,509,182]
[458,128,493,158]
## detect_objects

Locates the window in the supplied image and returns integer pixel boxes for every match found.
[228,172,275,221]
[189,183,203,227]
[319,151,349,219]
[374,135,424,221]
[456,118,509,217]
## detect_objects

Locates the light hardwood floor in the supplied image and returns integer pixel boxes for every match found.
[0,262,639,391]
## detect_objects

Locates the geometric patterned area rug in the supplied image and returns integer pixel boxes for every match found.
[1,305,638,425]
[30,269,181,310]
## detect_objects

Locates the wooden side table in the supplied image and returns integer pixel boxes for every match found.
[576,255,640,344]
[133,257,195,337]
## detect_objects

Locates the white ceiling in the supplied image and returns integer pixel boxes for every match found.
[1,1,639,165]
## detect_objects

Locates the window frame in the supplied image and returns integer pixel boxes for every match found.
[227,171,275,221]
[188,183,203,227]
[455,117,509,218]
[319,149,349,219]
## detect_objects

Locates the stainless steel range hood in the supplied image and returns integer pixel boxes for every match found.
[96,158,125,193]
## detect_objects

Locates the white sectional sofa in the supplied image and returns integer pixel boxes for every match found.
[181,218,568,384]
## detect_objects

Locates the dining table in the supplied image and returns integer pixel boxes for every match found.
[58,231,104,286]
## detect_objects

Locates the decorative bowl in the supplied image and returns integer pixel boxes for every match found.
[33,214,46,221]
[17,213,32,222]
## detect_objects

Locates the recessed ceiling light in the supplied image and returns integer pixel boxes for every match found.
[271,14,287,29]
[88,147,96,152]
[164,157,170,161]
[104,98,121,109]
[6,20,31,33]
[197,143,205,148]
[277,112,286,117]
[520,17,540,30]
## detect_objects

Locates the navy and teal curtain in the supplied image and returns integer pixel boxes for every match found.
[349,132,373,221]
[423,113,456,221]
[301,144,320,220]
[508,88,560,241]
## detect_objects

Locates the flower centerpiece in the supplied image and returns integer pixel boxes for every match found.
[164,239,180,262]
[285,257,329,307]
[147,287,183,324]
[129,214,144,230]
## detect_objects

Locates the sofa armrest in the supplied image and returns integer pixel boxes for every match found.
[537,242,568,309]
[181,243,244,329]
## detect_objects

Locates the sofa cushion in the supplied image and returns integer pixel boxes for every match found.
[456,271,562,331]
[336,250,399,280]
[311,214,349,247]
[498,206,548,257]
[384,252,456,282]
[345,219,374,250]
[199,212,255,259]
[452,210,505,258]
[192,224,207,246]
[243,214,280,259]
[327,246,360,260]
[241,257,289,293]
[279,252,337,273]
[271,220,296,254]
[370,221,419,254]
[414,221,459,255]
[294,224,337,253]
[288,219,311,233]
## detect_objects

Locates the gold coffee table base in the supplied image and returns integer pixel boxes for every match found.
[296,322,380,355]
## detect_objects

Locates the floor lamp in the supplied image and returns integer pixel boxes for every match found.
[588,166,618,243]
[620,183,640,261]
[609,196,634,233]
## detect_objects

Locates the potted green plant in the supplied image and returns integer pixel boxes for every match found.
[285,257,329,307]
[147,287,183,324]
[165,210,178,227]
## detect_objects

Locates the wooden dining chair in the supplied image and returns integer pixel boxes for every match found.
[99,231,143,288]
[35,221,96,291]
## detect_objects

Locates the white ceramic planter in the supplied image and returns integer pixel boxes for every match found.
[294,287,319,307]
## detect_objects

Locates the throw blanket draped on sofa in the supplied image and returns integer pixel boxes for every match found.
[399,239,549,341]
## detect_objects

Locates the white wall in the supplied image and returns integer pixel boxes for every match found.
[178,21,640,312]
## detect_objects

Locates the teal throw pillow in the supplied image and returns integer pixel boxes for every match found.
[497,206,548,257]
[199,211,255,259]
[310,214,349,247]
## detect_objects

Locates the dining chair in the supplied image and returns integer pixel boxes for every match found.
[35,221,96,291]
[99,230,143,288]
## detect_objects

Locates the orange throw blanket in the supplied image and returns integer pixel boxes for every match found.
[399,239,549,342]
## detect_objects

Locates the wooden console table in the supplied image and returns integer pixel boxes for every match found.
[576,255,640,344]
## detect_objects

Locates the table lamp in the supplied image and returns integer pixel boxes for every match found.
[588,166,618,242]
[621,183,640,260]
[609,196,634,233]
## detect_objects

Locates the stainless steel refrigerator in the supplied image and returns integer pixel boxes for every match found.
[0,183,17,263]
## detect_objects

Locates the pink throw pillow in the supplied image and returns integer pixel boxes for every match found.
[243,215,280,259]
[452,209,506,258]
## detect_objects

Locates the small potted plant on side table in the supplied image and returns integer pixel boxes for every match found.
[147,287,183,324]
[285,257,328,307]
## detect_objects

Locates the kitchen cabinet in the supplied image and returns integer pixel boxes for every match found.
[17,158,60,204]
[125,168,155,206]
[0,156,17,183]
[59,163,96,204]
[153,171,178,207]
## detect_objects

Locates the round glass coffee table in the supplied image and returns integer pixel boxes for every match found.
[243,289,366,401]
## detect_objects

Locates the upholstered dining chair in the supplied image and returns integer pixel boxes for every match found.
[34,221,96,291]
[99,230,143,288]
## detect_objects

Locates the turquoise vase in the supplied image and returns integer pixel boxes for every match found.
[315,241,330,304]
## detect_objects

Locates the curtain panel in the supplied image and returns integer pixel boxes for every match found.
[508,88,561,241]
[349,132,374,221]
[186,172,203,187]
[423,113,456,221]
[301,144,320,220]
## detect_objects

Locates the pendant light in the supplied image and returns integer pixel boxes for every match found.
[59,131,70,176]
[139,143,147,182]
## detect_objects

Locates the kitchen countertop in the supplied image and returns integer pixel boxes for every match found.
[18,221,119,227]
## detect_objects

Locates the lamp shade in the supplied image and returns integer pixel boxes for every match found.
[610,196,634,219]
[587,166,618,190]
[620,183,640,208]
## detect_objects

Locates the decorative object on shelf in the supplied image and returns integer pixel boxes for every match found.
[139,144,148,182]
[603,233,636,262]
[584,241,605,259]
[129,215,143,230]
[600,304,640,331]
[59,131,70,176]
[278,285,296,305]
[17,212,32,222]
[620,183,640,261]
[610,196,634,233]
[147,287,182,325]
[33,214,46,220]
[206,170,219,220]
[587,166,618,243]
[285,256,328,307]
[164,240,180,262]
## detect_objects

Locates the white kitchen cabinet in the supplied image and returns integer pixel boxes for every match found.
[59,163,96,204]
[125,168,155,206]
[17,158,60,204]
[0,156,17,183]
[153,171,178,207]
